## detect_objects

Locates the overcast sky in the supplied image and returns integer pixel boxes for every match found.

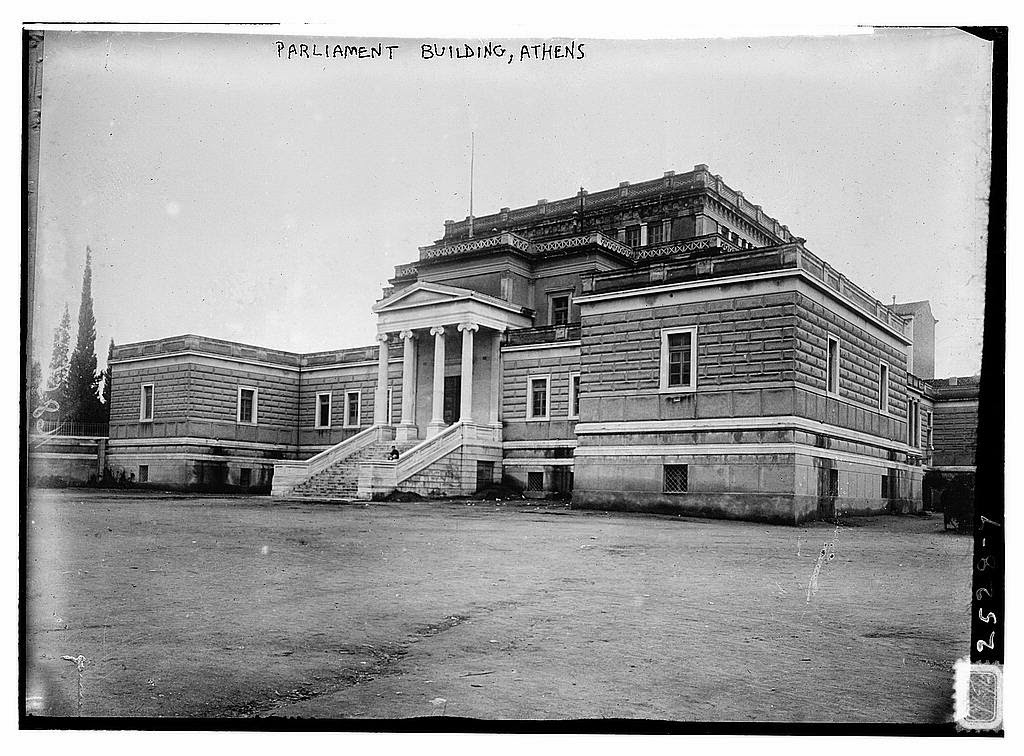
[32,27,992,377]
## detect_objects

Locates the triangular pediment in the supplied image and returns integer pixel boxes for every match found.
[372,280,534,332]
[375,283,464,311]
[374,281,521,314]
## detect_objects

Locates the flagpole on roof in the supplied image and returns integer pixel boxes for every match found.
[468,131,475,239]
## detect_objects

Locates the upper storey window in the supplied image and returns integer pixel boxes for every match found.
[550,294,570,325]
[648,221,665,245]
[139,384,154,422]
[660,327,697,392]
[625,225,642,248]
[315,392,332,428]
[237,387,258,425]
[826,336,840,395]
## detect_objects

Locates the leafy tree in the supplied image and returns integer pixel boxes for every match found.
[45,303,71,416]
[65,248,104,424]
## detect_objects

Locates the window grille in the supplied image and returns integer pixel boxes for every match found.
[527,472,544,491]
[663,464,688,493]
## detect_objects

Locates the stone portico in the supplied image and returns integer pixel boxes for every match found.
[371,282,532,441]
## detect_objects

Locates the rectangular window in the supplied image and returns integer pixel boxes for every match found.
[550,294,570,325]
[908,399,920,446]
[138,465,149,483]
[648,221,665,245]
[239,468,252,489]
[826,336,840,395]
[881,475,889,499]
[139,384,154,422]
[664,464,689,494]
[878,362,889,413]
[237,387,258,424]
[625,225,641,248]
[527,471,545,492]
[569,372,581,419]
[344,390,361,428]
[315,392,332,428]
[660,327,697,392]
[527,376,549,419]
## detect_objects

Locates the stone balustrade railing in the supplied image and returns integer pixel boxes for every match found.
[272,424,394,497]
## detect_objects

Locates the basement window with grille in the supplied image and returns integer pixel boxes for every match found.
[664,464,689,494]
[527,471,545,492]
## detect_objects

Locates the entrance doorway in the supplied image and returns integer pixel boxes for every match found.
[443,375,461,424]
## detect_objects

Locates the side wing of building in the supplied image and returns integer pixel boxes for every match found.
[571,246,919,524]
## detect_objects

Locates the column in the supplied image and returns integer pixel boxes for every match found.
[489,328,503,425]
[396,330,418,442]
[374,333,390,425]
[458,322,478,423]
[427,325,446,437]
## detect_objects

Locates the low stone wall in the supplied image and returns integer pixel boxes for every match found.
[571,490,824,525]
[105,439,279,493]
[573,443,922,524]
[27,436,104,486]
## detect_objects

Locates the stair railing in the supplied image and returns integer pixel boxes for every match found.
[272,424,394,497]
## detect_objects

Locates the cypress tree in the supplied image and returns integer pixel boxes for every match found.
[45,303,71,417]
[66,248,103,424]
[28,359,44,416]
[101,338,115,422]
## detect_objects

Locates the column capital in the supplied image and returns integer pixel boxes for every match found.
[457,322,479,333]
[376,333,390,344]
[399,329,416,341]
[429,325,446,337]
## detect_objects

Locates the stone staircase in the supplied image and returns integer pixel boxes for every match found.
[284,440,416,500]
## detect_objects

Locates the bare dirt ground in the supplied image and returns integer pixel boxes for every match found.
[24,489,972,723]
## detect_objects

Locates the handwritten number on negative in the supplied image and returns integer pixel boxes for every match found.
[977,632,996,653]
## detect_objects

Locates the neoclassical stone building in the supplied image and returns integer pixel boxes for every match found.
[103,164,973,523]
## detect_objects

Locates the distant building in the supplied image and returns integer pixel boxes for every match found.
[98,164,979,524]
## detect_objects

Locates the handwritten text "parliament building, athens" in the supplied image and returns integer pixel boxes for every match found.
[274,41,586,63]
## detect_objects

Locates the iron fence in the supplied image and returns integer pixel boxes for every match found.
[32,420,109,438]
